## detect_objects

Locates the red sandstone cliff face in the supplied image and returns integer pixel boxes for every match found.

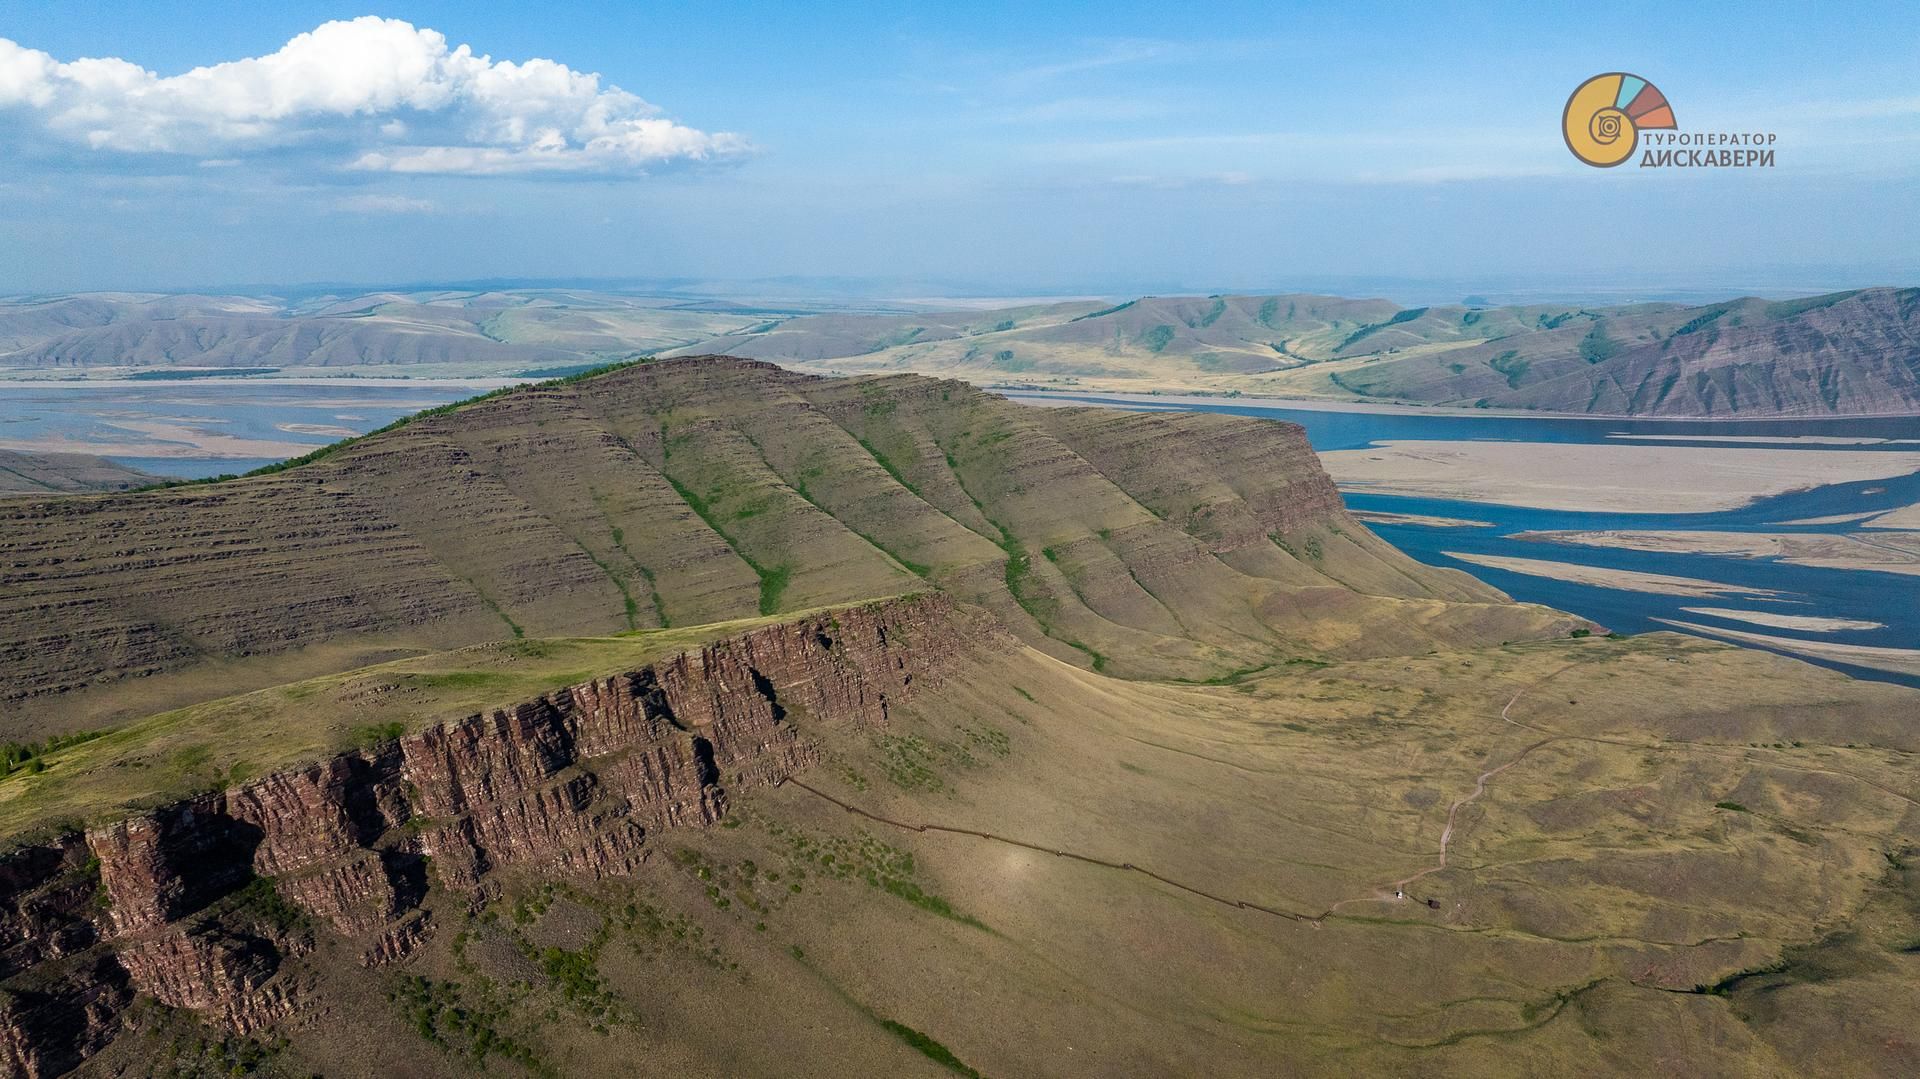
[0,593,991,1078]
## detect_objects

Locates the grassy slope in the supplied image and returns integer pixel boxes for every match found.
[70,625,1920,1077]
[0,609,834,840]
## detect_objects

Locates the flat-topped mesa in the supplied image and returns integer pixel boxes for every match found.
[0,593,997,1078]
[3,355,1545,719]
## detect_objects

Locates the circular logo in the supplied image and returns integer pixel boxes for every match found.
[1563,73,1676,167]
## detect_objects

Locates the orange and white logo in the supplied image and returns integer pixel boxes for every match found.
[1562,73,1676,167]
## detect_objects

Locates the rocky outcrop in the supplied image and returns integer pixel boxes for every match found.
[0,593,992,1077]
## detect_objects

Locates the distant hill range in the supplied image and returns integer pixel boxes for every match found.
[680,288,1920,418]
[0,290,777,377]
[6,286,1917,418]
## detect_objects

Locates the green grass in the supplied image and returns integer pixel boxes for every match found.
[664,473,791,615]
[1168,661,1274,687]
[856,435,922,495]
[1578,327,1621,364]
[1762,290,1858,320]
[1138,324,1176,353]
[879,1020,982,1078]
[1,731,103,781]
[0,603,905,844]
[1488,350,1529,388]
[758,563,792,615]
[389,974,554,1076]
[1070,299,1135,322]
[351,721,407,748]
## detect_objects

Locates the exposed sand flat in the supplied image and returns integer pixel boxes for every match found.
[1678,607,1885,633]
[1323,440,1920,512]
[1440,551,1780,597]
[1865,502,1920,529]
[1008,395,1185,411]
[1002,389,1540,417]
[0,424,318,459]
[1776,511,1881,525]
[0,376,516,391]
[1656,619,1920,677]
[1350,509,1493,528]
[1607,433,1920,446]
[1514,529,1920,577]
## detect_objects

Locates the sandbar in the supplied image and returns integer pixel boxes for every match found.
[1322,440,1920,512]
[1349,509,1492,528]
[1606,433,1919,446]
[1514,529,1920,577]
[1775,512,1880,525]
[1655,619,1920,678]
[1677,607,1884,633]
[1865,502,1920,529]
[1440,551,1779,597]
[0,419,318,459]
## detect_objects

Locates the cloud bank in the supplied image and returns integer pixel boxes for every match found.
[0,16,748,176]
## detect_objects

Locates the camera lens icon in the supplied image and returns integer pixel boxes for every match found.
[1589,108,1628,145]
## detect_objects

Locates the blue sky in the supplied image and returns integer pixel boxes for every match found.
[2,1,1916,300]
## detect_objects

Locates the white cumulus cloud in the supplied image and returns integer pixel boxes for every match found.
[0,17,748,176]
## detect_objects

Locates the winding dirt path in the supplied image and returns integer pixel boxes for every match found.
[1390,690,1559,891]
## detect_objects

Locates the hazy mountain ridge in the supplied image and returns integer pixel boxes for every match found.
[696,287,1920,417]
[6,286,1916,416]
[0,291,773,375]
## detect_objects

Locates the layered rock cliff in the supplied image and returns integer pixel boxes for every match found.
[0,593,987,1077]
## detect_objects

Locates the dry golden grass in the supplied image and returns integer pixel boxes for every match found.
[63,625,1920,1077]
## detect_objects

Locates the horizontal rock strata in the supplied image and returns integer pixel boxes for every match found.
[0,594,987,1077]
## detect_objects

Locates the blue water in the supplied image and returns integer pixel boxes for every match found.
[108,456,285,480]
[0,381,490,479]
[1014,392,1920,688]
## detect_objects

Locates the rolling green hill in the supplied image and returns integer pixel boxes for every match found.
[1,357,1565,732]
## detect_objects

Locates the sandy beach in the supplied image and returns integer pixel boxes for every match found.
[1606,433,1920,446]
[1865,501,1920,529]
[1323,440,1920,512]
[1440,551,1780,597]
[1514,529,1920,577]
[0,418,320,459]
[1656,619,1920,678]
[1677,608,1884,633]
[1349,509,1492,528]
